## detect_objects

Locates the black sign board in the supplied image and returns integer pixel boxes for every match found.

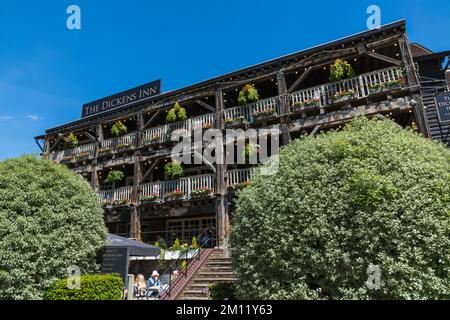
[81,79,161,118]
[100,247,129,282]
[435,92,450,123]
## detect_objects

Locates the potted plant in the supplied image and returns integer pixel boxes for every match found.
[113,199,131,207]
[238,84,259,106]
[62,155,75,162]
[145,135,162,145]
[164,160,183,179]
[292,98,321,111]
[105,170,124,183]
[225,116,246,128]
[63,132,79,148]
[331,89,355,103]
[110,120,128,137]
[115,143,133,152]
[141,194,160,204]
[252,108,276,121]
[191,188,213,199]
[329,59,355,82]
[228,181,251,192]
[166,102,187,123]
[165,189,185,201]
[76,151,90,161]
[98,147,112,157]
[368,82,383,94]
[384,79,402,90]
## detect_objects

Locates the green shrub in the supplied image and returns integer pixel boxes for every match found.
[172,238,180,250]
[63,132,79,147]
[238,84,259,105]
[110,121,128,136]
[231,117,450,300]
[166,102,187,123]
[209,282,237,300]
[329,59,355,82]
[105,170,124,183]
[164,161,183,179]
[44,274,124,300]
[0,156,107,299]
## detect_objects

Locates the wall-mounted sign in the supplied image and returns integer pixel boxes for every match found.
[435,92,450,124]
[81,79,161,118]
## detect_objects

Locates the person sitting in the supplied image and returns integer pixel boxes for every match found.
[133,274,147,300]
[147,270,161,298]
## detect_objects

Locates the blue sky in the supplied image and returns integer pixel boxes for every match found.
[0,0,449,160]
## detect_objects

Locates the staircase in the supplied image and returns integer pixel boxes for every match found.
[176,249,238,300]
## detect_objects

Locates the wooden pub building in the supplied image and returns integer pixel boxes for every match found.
[35,20,450,248]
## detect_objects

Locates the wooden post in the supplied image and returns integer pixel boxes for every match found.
[214,86,229,247]
[446,69,450,91]
[277,71,292,145]
[398,35,430,138]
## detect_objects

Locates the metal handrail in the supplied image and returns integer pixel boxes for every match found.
[158,226,217,300]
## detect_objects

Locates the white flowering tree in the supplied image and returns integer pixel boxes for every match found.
[0,156,107,299]
[231,117,450,299]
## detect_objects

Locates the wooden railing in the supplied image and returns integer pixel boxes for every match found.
[48,143,96,162]
[289,66,404,110]
[227,168,252,187]
[224,96,279,123]
[102,132,137,149]
[50,67,405,161]
[140,174,215,201]
[98,186,133,203]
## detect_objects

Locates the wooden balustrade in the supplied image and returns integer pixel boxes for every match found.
[51,67,405,160]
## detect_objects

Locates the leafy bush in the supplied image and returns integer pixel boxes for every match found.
[171,238,181,251]
[110,121,128,137]
[0,156,107,299]
[63,132,79,147]
[209,282,237,300]
[329,59,355,82]
[166,102,187,123]
[238,84,259,105]
[105,170,124,183]
[44,274,123,300]
[231,117,450,300]
[164,160,183,179]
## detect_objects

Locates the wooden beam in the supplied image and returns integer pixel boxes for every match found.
[49,134,63,152]
[310,125,322,136]
[84,131,96,142]
[367,51,401,66]
[34,137,44,152]
[196,100,215,112]
[143,109,162,129]
[139,159,159,184]
[193,150,216,173]
[287,67,312,94]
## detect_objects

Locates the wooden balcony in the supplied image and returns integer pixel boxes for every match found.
[98,169,255,207]
[50,67,406,164]
[48,143,95,163]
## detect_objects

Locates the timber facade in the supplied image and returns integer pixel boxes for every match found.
[36,20,446,247]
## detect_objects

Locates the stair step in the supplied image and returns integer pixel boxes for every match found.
[196,272,236,277]
[178,296,210,300]
[192,277,238,283]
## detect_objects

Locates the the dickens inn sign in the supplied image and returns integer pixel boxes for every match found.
[81,79,161,118]
[435,92,450,124]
